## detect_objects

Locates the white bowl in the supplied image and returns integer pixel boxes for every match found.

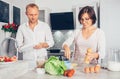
[36,68,45,74]
[107,61,120,71]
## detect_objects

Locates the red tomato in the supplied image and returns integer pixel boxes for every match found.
[4,56,14,62]
[70,69,75,74]
[0,56,5,62]
[11,56,17,61]
[67,69,75,77]
[63,70,68,76]
[67,72,73,77]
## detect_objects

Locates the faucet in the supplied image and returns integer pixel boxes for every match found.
[0,37,19,59]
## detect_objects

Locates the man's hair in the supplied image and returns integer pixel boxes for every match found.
[26,3,39,11]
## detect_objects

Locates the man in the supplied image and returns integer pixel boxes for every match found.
[16,3,54,70]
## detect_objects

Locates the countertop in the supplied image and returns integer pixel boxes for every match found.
[0,61,28,79]
[15,66,120,79]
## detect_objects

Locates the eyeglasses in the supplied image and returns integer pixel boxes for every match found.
[80,18,91,22]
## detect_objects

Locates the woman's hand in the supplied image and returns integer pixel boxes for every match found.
[86,52,99,61]
[63,44,71,59]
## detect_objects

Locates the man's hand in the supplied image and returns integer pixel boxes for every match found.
[33,42,49,49]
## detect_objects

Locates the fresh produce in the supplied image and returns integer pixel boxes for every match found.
[44,56,67,75]
[84,48,101,73]
[0,56,5,61]
[0,56,17,62]
[84,48,92,64]
[63,70,68,76]
[84,65,101,73]
[89,66,95,73]
[94,65,101,73]
[84,67,90,73]
[63,69,75,77]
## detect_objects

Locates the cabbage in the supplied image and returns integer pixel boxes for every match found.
[45,56,67,75]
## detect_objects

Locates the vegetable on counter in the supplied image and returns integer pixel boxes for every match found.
[0,56,17,62]
[84,67,90,73]
[94,65,101,73]
[64,69,75,77]
[84,64,101,73]
[44,56,67,75]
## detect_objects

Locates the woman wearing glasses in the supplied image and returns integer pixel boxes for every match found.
[62,6,106,65]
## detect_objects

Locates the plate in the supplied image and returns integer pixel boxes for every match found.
[0,61,16,65]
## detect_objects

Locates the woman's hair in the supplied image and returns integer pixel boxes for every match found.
[78,6,97,24]
[26,3,39,11]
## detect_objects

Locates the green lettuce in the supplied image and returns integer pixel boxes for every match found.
[45,56,67,75]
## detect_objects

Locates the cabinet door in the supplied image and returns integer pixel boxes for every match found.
[38,8,51,25]
[39,10,45,22]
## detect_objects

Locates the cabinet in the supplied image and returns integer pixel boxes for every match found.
[38,8,51,25]
[72,1,99,29]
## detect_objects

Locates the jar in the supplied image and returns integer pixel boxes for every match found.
[36,56,47,68]
[107,48,120,71]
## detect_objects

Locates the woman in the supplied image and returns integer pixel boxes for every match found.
[62,6,106,65]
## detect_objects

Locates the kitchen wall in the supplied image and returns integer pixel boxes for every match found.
[52,30,74,50]
[35,0,97,13]
[100,0,120,49]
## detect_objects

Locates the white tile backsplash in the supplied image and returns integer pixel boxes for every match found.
[50,30,74,50]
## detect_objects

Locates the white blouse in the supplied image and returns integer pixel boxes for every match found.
[62,28,106,64]
[16,20,54,61]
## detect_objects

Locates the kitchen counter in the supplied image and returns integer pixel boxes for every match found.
[0,61,29,79]
[15,66,120,79]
